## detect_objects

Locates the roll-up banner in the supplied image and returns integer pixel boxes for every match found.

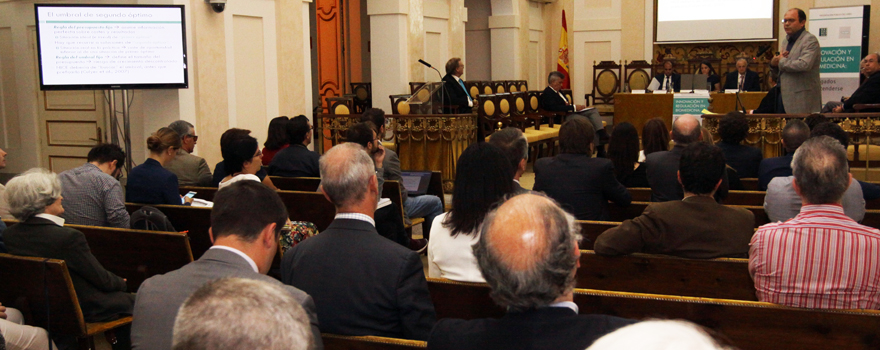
[809,6,870,103]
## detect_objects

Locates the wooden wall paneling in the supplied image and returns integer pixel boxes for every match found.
[316,0,345,113]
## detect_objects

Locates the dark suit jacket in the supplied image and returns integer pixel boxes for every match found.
[441,74,472,114]
[533,154,631,221]
[126,158,182,205]
[281,218,436,340]
[268,144,321,177]
[653,73,681,92]
[594,196,755,258]
[539,86,575,113]
[723,69,762,91]
[754,84,785,113]
[843,72,880,112]
[646,144,729,202]
[131,248,322,350]
[757,153,793,191]
[717,142,763,178]
[427,307,634,350]
[5,217,133,322]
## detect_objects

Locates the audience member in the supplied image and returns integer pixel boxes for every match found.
[701,127,745,191]
[716,112,763,178]
[750,136,880,309]
[281,143,436,340]
[268,115,320,177]
[0,147,9,219]
[262,116,291,165]
[722,58,761,92]
[804,113,828,130]
[4,168,134,349]
[810,121,880,200]
[608,122,648,187]
[586,320,728,350]
[771,8,822,114]
[752,72,785,114]
[345,122,413,249]
[362,109,444,238]
[640,118,670,161]
[58,144,129,228]
[428,142,514,282]
[217,131,263,189]
[533,116,631,220]
[172,278,314,350]
[488,127,531,194]
[0,302,56,350]
[646,114,729,202]
[596,142,754,258]
[428,194,635,350]
[212,128,275,189]
[700,61,721,92]
[757,120,810,190]
[441,58,473,113]
[132,181,321,350]
[826,53,880,113]
[649,61,681,92]
[127,127,193,205]
[164,120,212,187]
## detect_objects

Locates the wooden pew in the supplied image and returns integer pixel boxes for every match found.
[630,187,880,209]
[178,186,218,201]
[576,220,619,250]
[608,201,772,227]
[741,178,759,191]
[322,334,426,350]
[577,250,756,301]
[0,253,133,350]
[126,203,214,259]
[426,278,880,350]
[270,176,322,192]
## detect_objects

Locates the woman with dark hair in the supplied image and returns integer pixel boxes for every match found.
[261,116,290,165]
[717,111,762,178]
[219,132,264,189]
[608,122,649,188]
[534,116,631,221]
[641,118,670,161]
[127,127,192,205]
[213,128,277,189]
[700,61,721,92]
[427,142,514,282]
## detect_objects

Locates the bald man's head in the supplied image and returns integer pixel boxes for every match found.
[671,114,702,145]
[473,194,581,311]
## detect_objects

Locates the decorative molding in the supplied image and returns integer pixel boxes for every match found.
[573,18,621,32]
[488,15,520,29]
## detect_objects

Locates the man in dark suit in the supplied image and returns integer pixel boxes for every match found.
[646,114,729,202]
[131,181,322,350]
[441,57,472,114]
[488,127,530,195]
[723,58,762,92]
[428,193,635,350]
[268,115,321,177]
[753,72,785,113]
[281,142,436,340]
[757,119,810,190]
[829,53,880,113]
[595,143,755,259]
[540,71,607,155]
[649,61,681,92]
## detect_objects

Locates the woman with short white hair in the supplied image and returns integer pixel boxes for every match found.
[3,168,134,346]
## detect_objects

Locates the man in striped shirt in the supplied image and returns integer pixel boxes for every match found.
[749,136,880,309]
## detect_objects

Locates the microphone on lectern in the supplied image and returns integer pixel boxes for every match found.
[418,59,432,68]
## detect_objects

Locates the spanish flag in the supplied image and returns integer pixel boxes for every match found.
[557,10,571,89]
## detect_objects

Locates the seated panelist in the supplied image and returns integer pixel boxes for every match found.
[647,61,681,92]
[723,58,761,92]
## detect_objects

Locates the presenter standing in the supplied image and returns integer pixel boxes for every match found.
[442,58,473,114]
[771,8,821,113]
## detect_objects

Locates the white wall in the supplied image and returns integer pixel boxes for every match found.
[465,0,491,80]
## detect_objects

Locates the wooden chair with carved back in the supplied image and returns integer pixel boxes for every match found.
[585,60,622,117]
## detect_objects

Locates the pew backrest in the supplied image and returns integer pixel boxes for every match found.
[0,254,85,335]
[426,278,880,350]
[576,220,619,250]
[126,203,214,259]
[322,333,427,350]
[270,176,322,192]
[608,201,771,227]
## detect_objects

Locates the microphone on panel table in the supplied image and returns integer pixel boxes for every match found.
[754,46,771,60]
[418,59,433,68]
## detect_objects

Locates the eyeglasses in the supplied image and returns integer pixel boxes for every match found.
[254,150,263,158]
[781,19,797,24]
[186,134,199,141]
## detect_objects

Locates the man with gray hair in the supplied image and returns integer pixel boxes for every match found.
[164,120,212,186]
[428,193,634,350]
[281,143,436,340]
[172,278,314,350]
[540,71,607,155]
[723,58,761,92]
[750,136,880,309]
[488,127,530,194]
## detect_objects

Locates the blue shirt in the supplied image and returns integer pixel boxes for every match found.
[126,158,182,205]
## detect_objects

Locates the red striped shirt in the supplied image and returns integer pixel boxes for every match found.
[749,204,880,309]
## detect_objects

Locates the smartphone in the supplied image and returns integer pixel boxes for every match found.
[184,191,197,199]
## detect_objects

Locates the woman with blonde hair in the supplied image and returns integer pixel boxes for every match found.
[126,127,193,205]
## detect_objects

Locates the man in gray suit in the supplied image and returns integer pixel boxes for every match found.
[164,120,213,186]
[131,181,322,350]
[771,8,821,114]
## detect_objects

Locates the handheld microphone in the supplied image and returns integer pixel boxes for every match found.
[418,59,432,68]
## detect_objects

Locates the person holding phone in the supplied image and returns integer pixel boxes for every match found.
[127,127,194,206]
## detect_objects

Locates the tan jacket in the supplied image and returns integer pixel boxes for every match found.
[164,149,212,187]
